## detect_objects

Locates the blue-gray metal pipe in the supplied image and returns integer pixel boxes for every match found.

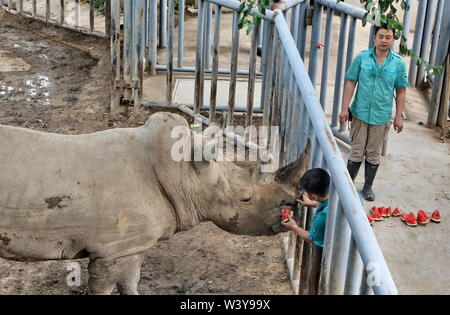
[344,237,365,295]
[210,4,222,123]
[318,182,338,295]
[331,13,348,128]
[273,11,398,294]
[429,0,444,68]
[401,0,415,48]
[148,0,158,75]
[316,0,365,19]
[319,7,333,111]
[416,0,438,87]
[339,16,356,133]
[167,0,175,105]
[159,0,167,47]
[329,202,352,295]
[227,10,241,126]
[207,0,275,21]
[123,0,134,100]
[368,24,375,49]
[296,1,308,59]
[177,0,185,68]
[408,0,428,87]
[204,2,212,70]
[194,0,206,113]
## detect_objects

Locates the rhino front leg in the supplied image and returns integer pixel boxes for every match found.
[87,252,145,295]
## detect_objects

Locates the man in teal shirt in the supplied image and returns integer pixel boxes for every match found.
[282,168,329,247]
[339,26,409,201]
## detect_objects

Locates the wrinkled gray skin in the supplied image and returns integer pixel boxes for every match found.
[0,112,308,295]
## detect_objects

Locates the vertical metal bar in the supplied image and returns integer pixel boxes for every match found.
[344,237,365,295]
[296,2,308,59]
[262,24,275,126]
[429,0,445,67]
[209,4,221,123]
[408,0,428,87]
[177,0,185,68]
[159,0,167,47]
[328,202,352,295]
[245,23,260,127]
[331,13,348,128]
[18,0,22,13]
[319,7,333,110]
[75,0,80,27]
[401,0,414,48]
[111,0,121,111]
[167,0,175,105]
[134,0,145,110]
[204,1,212,70]
[194,0,205,114]
[8,0,11,12]
[46,0,50,22]
[124,0,133,100]
[416,0,438,87]
[227,10,240,126]
[32,0,36,17]
[308,2,322,88]
[318,183,337,295]
[339,16,356,133]
[299,207,316,295]
[149,0,157,75]
[105,0,111,37]
[260,20,269,106]
[60,0,64,25]
[90,0,95,33]
[208,5,222,120]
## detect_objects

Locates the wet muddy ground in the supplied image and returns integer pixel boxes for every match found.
[0,11,291,295]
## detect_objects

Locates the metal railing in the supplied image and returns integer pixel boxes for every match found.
[0,0,109,37]
[110,0,398,295]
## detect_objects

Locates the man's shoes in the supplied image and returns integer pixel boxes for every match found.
[417,210,430,225]
[347,160,362,181]
[392,207,402,217]
[405,212,418,227]
[431,210,441,223]
[362,161,379,201]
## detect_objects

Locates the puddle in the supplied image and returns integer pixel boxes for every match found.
[0,49,31,72]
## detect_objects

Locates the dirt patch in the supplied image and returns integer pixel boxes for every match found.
[0,11,291,295]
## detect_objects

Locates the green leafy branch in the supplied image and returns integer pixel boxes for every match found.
[338,0,442,75]
[238,0,270,35]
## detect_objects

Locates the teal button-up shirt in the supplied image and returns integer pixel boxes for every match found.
[308,200,328,248]
[345,47,410,125]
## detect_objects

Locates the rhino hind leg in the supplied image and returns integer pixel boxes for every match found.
[87,252,145,295]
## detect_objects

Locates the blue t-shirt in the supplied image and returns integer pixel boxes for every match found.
[308,200,328,247]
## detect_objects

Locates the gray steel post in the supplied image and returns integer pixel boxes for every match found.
[408,0,428,87]
[210,4,222,123]
[177,0,185,68]
[344,237,365,295]
[227,10,240,126]
[159,0,167,47]
[331,13,348,128]
[149,0,158,75]
[429,0,445,68]
[167,0,175,105]
[416,0,437,87]
[194,0,205,114]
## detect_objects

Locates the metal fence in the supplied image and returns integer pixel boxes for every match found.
[110,0,398,295]
[0,0,109,37]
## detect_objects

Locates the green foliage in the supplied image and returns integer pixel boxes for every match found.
[337,0,442,75]
[238,0,269,35]
[88,0,106,14]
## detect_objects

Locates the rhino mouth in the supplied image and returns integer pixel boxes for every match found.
[269,204,300,235]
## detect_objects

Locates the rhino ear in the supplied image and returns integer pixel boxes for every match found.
[274,140,310,187]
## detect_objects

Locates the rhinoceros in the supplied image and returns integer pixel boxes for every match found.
[0,112,309,295]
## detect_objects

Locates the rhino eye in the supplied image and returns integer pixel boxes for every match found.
[240,197,252,203]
